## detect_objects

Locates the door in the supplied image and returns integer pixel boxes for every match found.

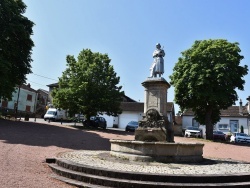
[230,120,239,133]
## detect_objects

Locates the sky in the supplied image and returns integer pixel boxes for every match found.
[22,0,250,113]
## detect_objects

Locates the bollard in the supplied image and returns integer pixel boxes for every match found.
[61,118,62,125]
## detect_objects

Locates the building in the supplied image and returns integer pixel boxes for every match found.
[46,82,58,104]
[182,99,250,135]
[0,84,50,118]
[36,89,50,117]
[1,84,37,113]
[112,96,144,128]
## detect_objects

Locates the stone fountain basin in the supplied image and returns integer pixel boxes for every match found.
[110,139,204,163]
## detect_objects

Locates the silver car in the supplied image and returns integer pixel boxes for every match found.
[184,127,202,138]
[230,133,250,143]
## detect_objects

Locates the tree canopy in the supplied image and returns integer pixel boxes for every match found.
[170,39,248,140]
[52,49,124,119]
[0,0,34,99]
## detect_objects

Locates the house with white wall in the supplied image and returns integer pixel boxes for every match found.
[112,101,144,129]
[182,99,250,135]
[0,84,37,113]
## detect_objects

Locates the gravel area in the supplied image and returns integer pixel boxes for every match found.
[0,118,250,187]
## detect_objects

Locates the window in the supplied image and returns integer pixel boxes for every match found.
[218,124,229,131]
[27,94,32,101]
[192,118,199,128]
[26,105,31,112]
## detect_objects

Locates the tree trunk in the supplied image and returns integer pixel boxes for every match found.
[205,108,213,140]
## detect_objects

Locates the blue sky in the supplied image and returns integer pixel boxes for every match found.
[23,0,250,113]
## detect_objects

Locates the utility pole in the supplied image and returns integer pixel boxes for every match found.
[15,85,21,119]
[34,92,38,122]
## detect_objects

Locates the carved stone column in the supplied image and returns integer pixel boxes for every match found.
[135,77,174,142]
[142,77,170,115]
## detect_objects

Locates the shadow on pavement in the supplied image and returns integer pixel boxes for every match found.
[0,119,131,151]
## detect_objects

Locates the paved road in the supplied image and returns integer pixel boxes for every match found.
[0,118,133,188]
[0,118,250,188]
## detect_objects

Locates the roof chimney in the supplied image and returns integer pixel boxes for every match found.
[27,83,31,88]
[239,99,243,115]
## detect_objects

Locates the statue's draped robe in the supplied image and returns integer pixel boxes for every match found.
[150,48,165,77]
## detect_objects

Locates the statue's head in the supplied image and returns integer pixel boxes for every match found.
[156,43,161,49]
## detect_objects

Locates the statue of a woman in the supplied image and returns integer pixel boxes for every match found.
[150,43,165,77]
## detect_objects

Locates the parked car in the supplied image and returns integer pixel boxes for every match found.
[83,116,107,129]
[184,127,202,138]
[230,133,250,143]
[125,121,139,132]
[213,130,226,141]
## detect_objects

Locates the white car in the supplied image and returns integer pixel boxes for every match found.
[230,133,250,143]
[184,127,202,138]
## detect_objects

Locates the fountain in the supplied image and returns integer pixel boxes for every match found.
[110,43,204,163]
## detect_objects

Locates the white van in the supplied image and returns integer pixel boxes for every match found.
[44,108,67,121]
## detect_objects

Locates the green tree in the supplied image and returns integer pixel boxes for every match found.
[0,0,34,99]
[52,49,124,120]
[170,39,248,140]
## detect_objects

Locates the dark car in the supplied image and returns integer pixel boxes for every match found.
[125,121,139,132]
[83,116,107,129]
[213,130,226,141]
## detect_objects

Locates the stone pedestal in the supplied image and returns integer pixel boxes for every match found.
[135,77,173,142]
[142,77,170,116]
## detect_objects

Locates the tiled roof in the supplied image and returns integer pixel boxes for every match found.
[20,84,37,93]
[120,102,174,112]
[221,106,248,117]
[182,106,249,117]
[120,102,144,111]
[122,95,137,102]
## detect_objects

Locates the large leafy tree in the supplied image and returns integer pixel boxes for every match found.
[52,49,124,120]
[0,0,34,99]
[170,39,248,140]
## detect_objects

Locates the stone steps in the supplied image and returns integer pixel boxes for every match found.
[51,174,109,188]
[48,158,250,187]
